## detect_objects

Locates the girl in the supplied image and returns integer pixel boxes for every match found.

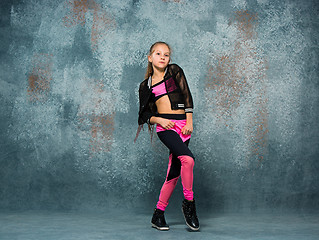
[136,42,199,231]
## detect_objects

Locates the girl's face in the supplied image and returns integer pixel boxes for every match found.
[148,44,170,71]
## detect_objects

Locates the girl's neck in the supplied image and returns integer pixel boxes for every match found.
[152,66,166,80]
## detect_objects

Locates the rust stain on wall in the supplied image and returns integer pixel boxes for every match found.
[63,0,116,50]
[77,80,115,153]
[232,10,258,40]
[91,4,116,51]
[63,0,89,26]
[27,53,53,102]
[90,112,115,152]
[206,10,268,163]
[206,55,251,126]
[248,93,269,163]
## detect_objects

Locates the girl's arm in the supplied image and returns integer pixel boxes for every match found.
[150,116,175,129]
[174,66,194,113]
[182,112,193,135]
[174,65,194,135]
[138,81,155,125]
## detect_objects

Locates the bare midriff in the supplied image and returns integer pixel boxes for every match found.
[155,95,185,114]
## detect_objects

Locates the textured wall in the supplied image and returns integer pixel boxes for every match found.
[0,0,318,212]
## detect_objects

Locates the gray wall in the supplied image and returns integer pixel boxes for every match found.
[1,0,318,212]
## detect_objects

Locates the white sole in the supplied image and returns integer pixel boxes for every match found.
[151,223,170,231]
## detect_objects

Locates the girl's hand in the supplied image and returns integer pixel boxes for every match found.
[182,122,193,135]
[159,118,175,129]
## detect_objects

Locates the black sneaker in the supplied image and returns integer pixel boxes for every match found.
[182,199,200,231]
[151,208,169,231]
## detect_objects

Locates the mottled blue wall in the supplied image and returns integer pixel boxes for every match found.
[1,0,318,212]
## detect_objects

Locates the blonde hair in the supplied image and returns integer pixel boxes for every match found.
[144,42,171,79]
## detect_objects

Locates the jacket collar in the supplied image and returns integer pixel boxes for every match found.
[147,67,168,88]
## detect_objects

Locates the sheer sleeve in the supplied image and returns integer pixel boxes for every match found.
[175,66,194,113]
[138,82,154,125]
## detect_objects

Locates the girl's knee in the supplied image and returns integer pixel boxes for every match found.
[178,155,194,168]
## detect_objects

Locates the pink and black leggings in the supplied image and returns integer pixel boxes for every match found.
[155,114,195,211]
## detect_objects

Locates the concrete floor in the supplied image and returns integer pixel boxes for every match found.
[0,210,318,240]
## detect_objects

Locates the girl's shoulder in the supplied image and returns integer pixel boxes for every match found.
[139,78,150,92]
[168,63,182,71]
[140,78,148,86]
[168,63,184,75]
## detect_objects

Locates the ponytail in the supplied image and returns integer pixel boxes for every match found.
[145,61,153,79]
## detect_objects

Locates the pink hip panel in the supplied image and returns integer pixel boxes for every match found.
[155,114,191,142]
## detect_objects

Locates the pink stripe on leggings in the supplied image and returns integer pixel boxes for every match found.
[156,154,194,211]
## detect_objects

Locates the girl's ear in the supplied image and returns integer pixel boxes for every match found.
[148,55,152,63]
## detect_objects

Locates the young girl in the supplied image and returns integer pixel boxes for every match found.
[136,42,199,231]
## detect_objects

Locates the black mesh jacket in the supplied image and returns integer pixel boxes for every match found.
[138,64,194,125]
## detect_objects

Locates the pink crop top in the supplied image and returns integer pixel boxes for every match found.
[151,77,177,101]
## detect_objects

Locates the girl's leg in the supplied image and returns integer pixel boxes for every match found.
[156,130,195,210]
[156,153,179,211]
[178,155,194,201]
